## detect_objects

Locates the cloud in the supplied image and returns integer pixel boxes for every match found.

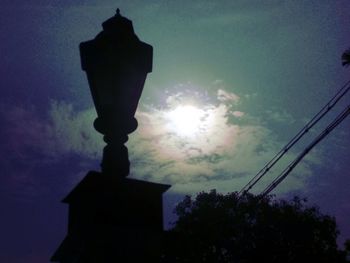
[126,87,321,194]
[47,101,102,159]
[0,101,102,163]
[217,89,240,104]
[0,101,101,200]
[0,85,323,196]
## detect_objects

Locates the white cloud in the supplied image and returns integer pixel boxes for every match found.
[47,101,102,159]
[0,101,102,165]
[0,85,323,196]
[217,89,240,104]
[126,88,321,194]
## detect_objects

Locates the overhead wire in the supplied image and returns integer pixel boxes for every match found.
[260,104,350,196]
[239,79,350,195]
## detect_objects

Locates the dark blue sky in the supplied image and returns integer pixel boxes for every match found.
[1,1,350,262]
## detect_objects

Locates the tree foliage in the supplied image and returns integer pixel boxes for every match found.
[162,190,348,263]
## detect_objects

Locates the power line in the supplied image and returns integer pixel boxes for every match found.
[260,104,350,196]
[239,80,350,195]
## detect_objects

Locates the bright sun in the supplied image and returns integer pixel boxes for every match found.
[166,105,205,137]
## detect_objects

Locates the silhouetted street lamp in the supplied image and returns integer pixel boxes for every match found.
[80,8,153,177]
[51,10,170,262]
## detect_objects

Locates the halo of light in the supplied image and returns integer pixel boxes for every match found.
[166,105,205,136]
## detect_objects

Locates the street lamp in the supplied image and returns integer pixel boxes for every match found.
[80,8,153,177]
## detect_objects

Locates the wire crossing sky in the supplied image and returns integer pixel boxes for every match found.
[0,1,350,261]
[262,102,350,196]
[240,79,350,195]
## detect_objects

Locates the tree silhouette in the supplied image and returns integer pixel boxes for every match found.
[342,48,350,67]
[162,190,349,262]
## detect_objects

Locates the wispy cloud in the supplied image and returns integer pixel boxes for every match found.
[47,101,102,159]
[0,84,323,196]
[126,85,321,194]
[217,89,240,103]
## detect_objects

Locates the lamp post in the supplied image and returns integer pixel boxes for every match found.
[80,8,153,177]
[51,10,170,262]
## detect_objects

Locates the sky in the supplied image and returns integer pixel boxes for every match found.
[1,1,350,262]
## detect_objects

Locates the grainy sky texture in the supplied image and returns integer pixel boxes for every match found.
[1,1,350,261]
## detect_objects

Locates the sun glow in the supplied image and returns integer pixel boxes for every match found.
[166,105,206,136]
[134,89,242,160]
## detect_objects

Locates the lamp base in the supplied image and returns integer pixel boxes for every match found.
[51,171,171,262]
